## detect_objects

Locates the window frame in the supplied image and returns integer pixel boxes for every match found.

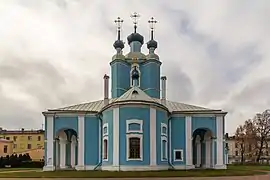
[161,123,167,136]
[126,134,143,161]
[161,136,168,161]
[174,149,184,162]
[126,119,143,133]
[130,64,141,87]
[102,136,108,161]
[103,123,108,136]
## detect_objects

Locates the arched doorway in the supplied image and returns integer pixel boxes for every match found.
[55,129,78,169]
[192,128,214,169]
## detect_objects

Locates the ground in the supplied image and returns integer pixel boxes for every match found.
[0,165,269,179]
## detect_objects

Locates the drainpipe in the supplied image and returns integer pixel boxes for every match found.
[167,115,174,170]
[94,114,103,170]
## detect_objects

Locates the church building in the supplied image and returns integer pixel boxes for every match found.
[43,14,227,171]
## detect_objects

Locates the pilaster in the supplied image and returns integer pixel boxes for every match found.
[43,114,55,171]
[75,115,85,170]
[150,107,156,166]
[185,116,194,169]
[113,107,119,167]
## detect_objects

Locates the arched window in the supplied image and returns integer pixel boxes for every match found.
[129,137,141,159]
[103,138,108,160]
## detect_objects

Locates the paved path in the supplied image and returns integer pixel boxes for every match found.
[0,174,270,180]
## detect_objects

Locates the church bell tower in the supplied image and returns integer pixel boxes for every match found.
[110,13,162,99]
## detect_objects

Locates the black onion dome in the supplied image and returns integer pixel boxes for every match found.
[113,40,124,49]
[127,33,144,45]
[131,67,140,79]
[147,39,158,49]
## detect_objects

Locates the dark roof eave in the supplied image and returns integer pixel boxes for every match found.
[172,110,227,115]
[42,110,98,116]
[100,100,169,113]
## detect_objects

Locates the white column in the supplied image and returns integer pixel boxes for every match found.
[43,114,55,171]
[196,138,201,167]
[150,107,156,166]
[113,107,119,167]
[59,138,67,169]
[205,140,211,168]
[215,115,226,169]
[76,115,85,170]
[70,139,76,168]
[185,116,194,169]
[212,139,215,168]
[55,140,59,168]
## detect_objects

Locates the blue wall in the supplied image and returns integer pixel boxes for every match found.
[140,60,161,98]
[119,107,150,166]
[170,116,186,165]
[102,110,113,166]
[84,116,99,166]
[54,117,78,136]
[156,110,168,165]
[192,117,216,136]
[111,60,130,98]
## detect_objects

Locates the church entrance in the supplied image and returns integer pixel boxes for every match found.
[192,128,214,169]
[55,128,78,170]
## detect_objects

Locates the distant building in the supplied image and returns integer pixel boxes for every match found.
[226,136,270,164]
[0,139,13,157]
[0,127,45,161]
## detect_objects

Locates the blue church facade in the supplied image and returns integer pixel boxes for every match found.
[42,15,227,171]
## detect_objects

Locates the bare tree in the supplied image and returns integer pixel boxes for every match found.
[235,119,257,163]
[253,109,270,162]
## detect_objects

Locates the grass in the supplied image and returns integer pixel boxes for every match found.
[0,165,267,178]
[228,164,270,171]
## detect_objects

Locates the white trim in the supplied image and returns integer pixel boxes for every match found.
[185,116,192,166]
[126,134,143,161]
[150,107,156,166]
[174,149,184,162]
[52,113,96,117]
[161,123,167,136]
[126,119,143,133]
[113,107,119,166]
[103,123,108,136]
[169,119,172,164]
[76,115,85,170]
[43,115,55,171]
[102,136,108,161]
[216,115,224,166]
[130,63,141,87]
[102,165,168,171]
[85,165,97,170]
[161,136,168,161]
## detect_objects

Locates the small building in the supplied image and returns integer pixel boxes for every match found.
[0,139,13,157]
[0,127,44,160]
[43,15,228,171]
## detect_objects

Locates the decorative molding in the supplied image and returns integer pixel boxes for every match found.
[103,123,108,136]
[161,136,168,161]
[161,123,167,137]
[130,64,141,87]
[126,119,143,133]
[174,149,184,162]
[126,133,143,161]
[102,136,108,161]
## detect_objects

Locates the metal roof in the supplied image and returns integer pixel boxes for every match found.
[48,92,222,114]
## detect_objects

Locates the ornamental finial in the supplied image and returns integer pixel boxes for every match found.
[130,12,140,33]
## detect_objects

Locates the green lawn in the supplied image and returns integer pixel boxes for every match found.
[228,164,270,171]
[0,165,268,178]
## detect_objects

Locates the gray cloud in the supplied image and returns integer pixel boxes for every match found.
[0,0,270,135]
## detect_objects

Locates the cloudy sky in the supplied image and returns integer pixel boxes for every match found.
[0,0,269,134]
